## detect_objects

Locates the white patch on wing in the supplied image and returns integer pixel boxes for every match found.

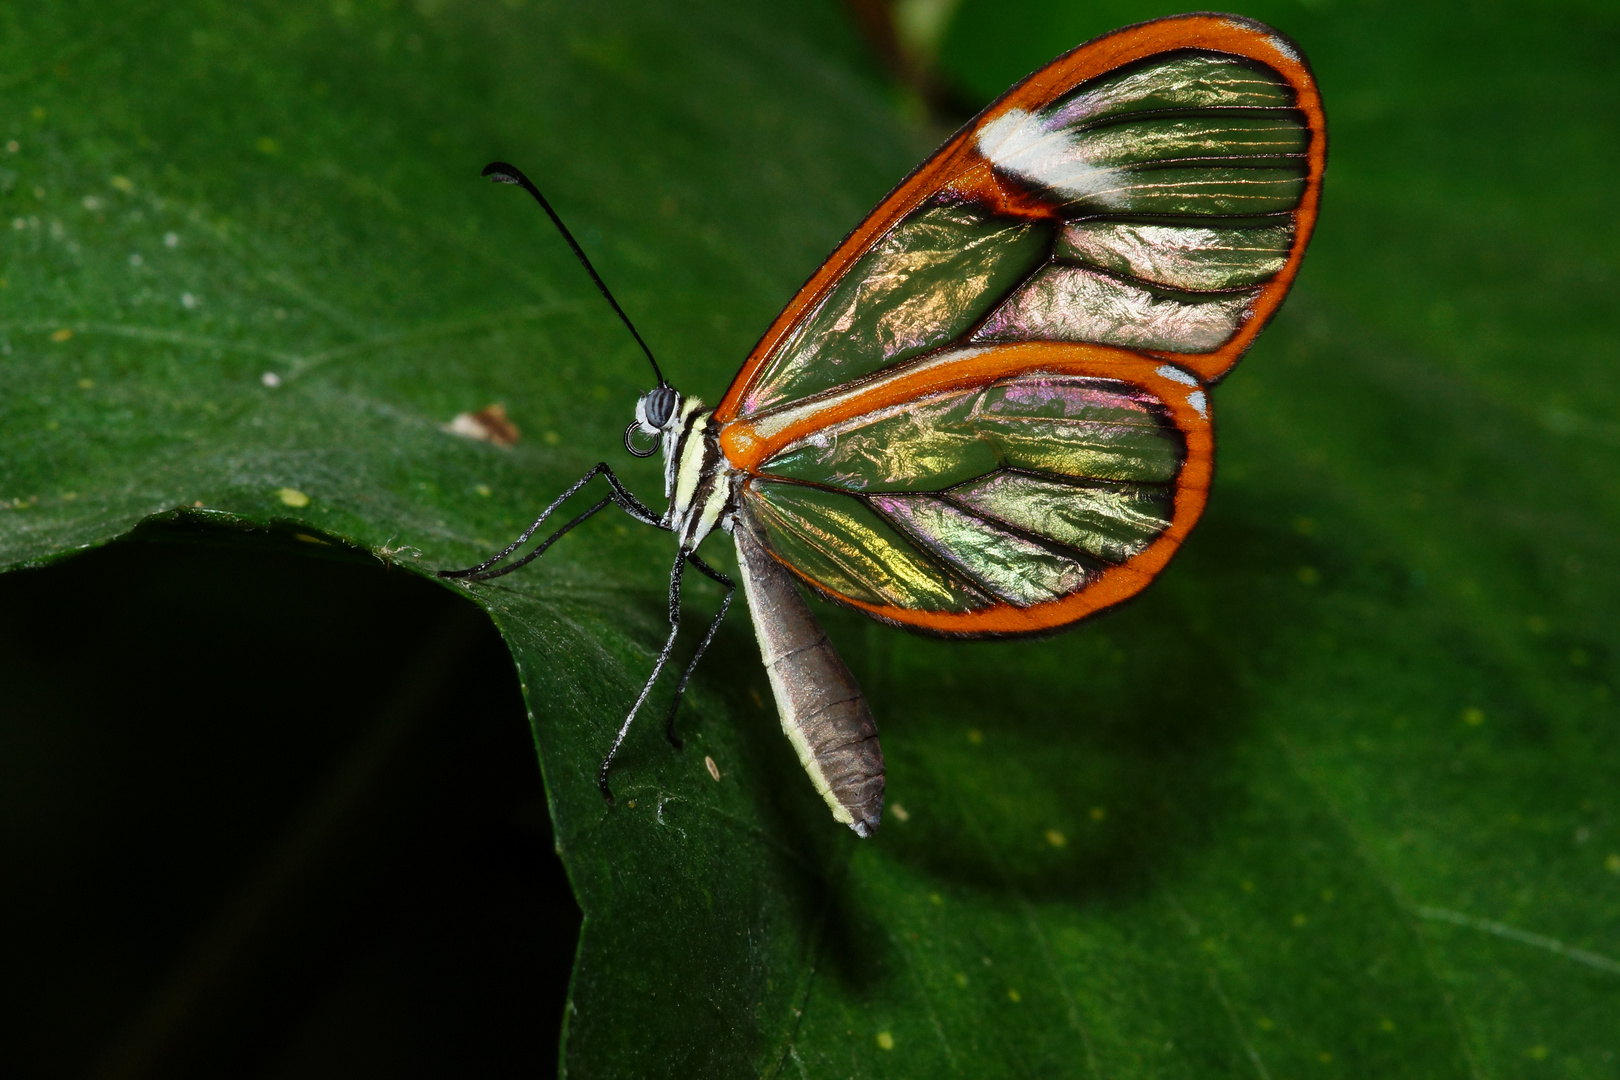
[1155,364,1200,387]
[976,108,1125,205]
[1248,24,1302,62]
[1187,390,1208,418]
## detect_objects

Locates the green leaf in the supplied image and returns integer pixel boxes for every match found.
[928,0,1620,1074]
[5,2,1618,1079]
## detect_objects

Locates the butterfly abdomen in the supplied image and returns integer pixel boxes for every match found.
[734,521,884,836]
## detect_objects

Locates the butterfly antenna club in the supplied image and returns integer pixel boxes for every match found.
[482,161,666,387]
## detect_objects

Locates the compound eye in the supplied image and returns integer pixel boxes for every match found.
[645,386,678,428]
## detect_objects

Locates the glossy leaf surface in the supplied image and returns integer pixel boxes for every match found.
[926,0,1620,1076]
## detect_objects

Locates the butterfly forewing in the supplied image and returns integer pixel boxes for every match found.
[740,206,1055,415]
[716,14,1322,637]
[717,16,1323,422]
[1056,219,1294,293]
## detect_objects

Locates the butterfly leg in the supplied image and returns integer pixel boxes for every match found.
[660,552,735,750]
[438,462,663,582]
[598,548,689,803]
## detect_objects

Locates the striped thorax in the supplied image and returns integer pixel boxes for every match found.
[633,387,736,552]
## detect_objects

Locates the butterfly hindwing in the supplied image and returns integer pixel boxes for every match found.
[722,346,1212,635]
[717,14,1322,636]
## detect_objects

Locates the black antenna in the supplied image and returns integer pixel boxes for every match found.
[482,161,666,387]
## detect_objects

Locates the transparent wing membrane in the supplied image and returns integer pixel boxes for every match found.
[869,494,1100,607]
[973,264,1256,352]
[722,18,1320,632]
[746,481,987,612]
[737,50,1313,418]
[745,370,1185,614]
[1041,50,1295,123]
[969,52,1308,354]
[742,205,1053,414]
[949,472,1173,565]
[1069,115,1310,168]
[1055,219,1293,293]
[759,375,1183,492]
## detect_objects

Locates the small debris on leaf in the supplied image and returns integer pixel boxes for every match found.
[444,402,520,448]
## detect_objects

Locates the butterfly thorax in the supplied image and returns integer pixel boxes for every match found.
[656,394,737,551]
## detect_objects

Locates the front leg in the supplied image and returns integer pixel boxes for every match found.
[439,462,663,582]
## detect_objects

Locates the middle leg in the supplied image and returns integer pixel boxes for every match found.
[662,551,735,749]
[598,548,689,802]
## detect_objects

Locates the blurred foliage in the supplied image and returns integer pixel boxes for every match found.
[2,0,1617,1077]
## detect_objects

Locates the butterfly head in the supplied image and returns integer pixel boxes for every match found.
[625,385,681,457]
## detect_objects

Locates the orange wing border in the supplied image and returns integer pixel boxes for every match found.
[724,343,1214,637]
[712,12,1326,425]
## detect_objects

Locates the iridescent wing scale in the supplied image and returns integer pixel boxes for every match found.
[717,15,1324,636]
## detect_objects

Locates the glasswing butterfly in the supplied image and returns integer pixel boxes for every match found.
[442,13,1326,837]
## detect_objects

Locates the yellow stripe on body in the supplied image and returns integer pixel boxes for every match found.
[668,405,736,551]
[760,650,857,826]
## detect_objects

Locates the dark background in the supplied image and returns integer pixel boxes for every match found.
[0,521,578,1079]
